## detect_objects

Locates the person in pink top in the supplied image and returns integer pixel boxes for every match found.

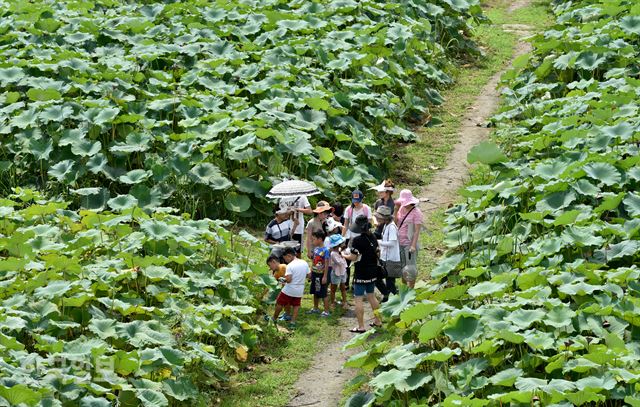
[395,189,423,288]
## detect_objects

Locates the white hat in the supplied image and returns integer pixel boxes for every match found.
[370,180,395,192]
[275,207,291,215]
[325,217,342,232]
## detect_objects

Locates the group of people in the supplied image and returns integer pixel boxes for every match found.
[264,180,424,332]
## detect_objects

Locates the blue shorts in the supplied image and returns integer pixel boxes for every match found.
[353,282,375,297]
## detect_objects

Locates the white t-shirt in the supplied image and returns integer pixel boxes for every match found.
[379,222,400,262]
[281,258,309,298]
[344,204,372,240]
[279,195,310,235]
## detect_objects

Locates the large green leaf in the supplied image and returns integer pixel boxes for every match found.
[467,141,507,165]
[26,88,62,101]
[48,160,77,184]
[0,385,42,406]
[370,369,411,392]
[108,194,139,211]
[468,282,507,298]
[583,163,621,186]
[0,67,25,84]
[120,169,150,184]
[444,316,482,345]
[380,287,416,318]
[620,15,640,35]
[344,392,375,407]
[224,193,251,213]
[136,389,168,407]
[162,378,198,401]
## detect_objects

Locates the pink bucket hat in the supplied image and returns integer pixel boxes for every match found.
[396,189,419,207]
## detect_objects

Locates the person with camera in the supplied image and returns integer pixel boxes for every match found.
[342,215,382,333]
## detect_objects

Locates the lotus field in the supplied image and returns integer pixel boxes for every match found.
[0,0,481,219]
[0,0,488,405]
[346,1,640,406]
[0,189,272,406]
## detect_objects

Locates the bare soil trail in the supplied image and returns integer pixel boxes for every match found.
[286,5,534,407]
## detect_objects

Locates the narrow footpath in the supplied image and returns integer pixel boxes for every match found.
[287,5,534,407]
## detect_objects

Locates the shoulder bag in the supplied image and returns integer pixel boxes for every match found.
[381,224,403,278]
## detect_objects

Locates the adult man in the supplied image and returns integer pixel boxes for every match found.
[279,195,312,254]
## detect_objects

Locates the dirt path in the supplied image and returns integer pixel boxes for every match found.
[286,7,533,407]
[418,28,533,214]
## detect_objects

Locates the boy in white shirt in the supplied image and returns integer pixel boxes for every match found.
[273,247,309,327]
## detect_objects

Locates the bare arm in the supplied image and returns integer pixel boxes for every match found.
[342,210,350,237]
[297,206,313,215]
[410,224,421,252]
[342,252,358,261]
[305,224,313,258]
[290,213,299,238]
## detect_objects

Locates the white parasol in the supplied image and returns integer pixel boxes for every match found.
[266,179,321,199]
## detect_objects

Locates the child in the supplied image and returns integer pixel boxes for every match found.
[273,248,309,327]
[308,230,330,316]
[327,234,348,308]
[267,255,290,320]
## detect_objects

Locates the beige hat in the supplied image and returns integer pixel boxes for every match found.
[374,205,393,219]
[312,200,333,214]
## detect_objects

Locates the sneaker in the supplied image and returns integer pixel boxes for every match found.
[306,308,321,315]
[263,315,274,323]
[320,311,330,317]
[278,314,292,321]
[335,300,343,306]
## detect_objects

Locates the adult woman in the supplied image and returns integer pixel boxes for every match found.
[395,189,423,288]
[371,179,396,238]
[305,200,332,259]
[342,190,372,241]
[343,215,382,332]
[342,189,374,291]
[374,205,401,296]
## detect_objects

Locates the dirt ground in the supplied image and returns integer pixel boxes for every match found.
[286,5,534,407]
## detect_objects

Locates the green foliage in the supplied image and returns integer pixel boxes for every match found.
[0,0,484,220]
[0,189,271,405]
[347,0,640,404]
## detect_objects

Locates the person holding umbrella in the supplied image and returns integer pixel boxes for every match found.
[267,180,319,256]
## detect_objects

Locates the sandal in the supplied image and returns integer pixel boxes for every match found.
[350,327,366,333]
[369,322,382,327]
